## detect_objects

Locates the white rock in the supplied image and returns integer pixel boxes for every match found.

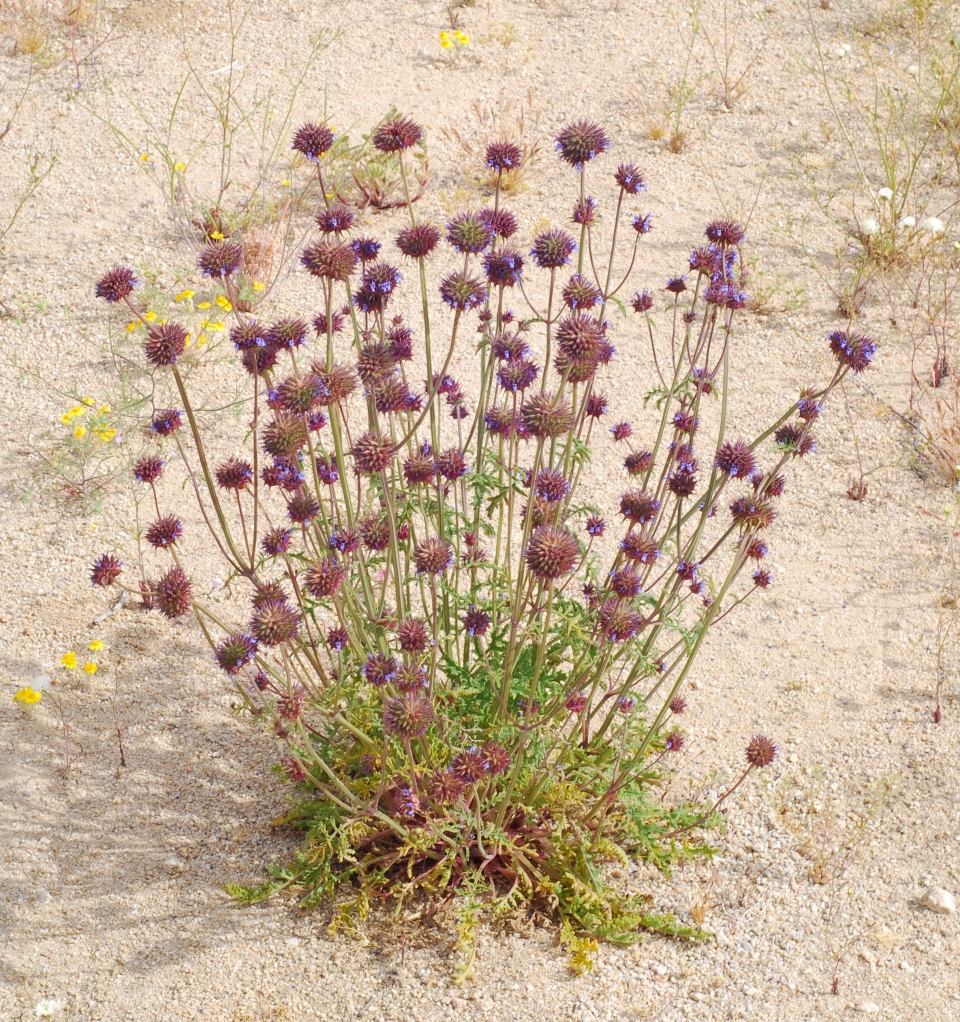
[162,855,187,875]
[920,886,956,914]
[854,1001,880,1014]
[32,887,52,905]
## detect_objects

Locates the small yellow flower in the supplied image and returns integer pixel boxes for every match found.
[174,162,186,172]
[215,295,232,310]
[197,301,212,310]
[88,640,105,651]
[210,230,224,241]
[99,403,111,414]
[126,321,138,332]
[253,281,265,291]
[14,687,42,705]
[281,179,291,187]
[453,30,469,44]
[70,404,84,416]
[82,397,94,406]
[140,153,150,162]
[61,652,78,669]
[440,30,453,49]
[175,289,195,301]
[144,310,157,323]
[197,334,208,345]
[96,429,117,441]
[83,662,98,674]
[208,321,224,332]
[60,413,73,425]
[74,425,87,439]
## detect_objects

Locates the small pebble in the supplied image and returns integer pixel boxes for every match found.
[854,1002,880,1014]
[920,886,956,914]
[162,856,187,875]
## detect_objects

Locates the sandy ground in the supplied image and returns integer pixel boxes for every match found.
[1,1,959,1020]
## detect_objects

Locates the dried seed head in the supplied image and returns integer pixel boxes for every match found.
[292,122,334,160]
[775,423,817,456]
[262,415,308,458]
[530,228,577,269]
[384,693,433,738]
[153,566,192,619]
[251,599,300,647]
[133,455,164,484]
[216,456,253,491]
[598,598,641,642]
[396,222,441,259]
[372,116,422,152]
[414,537,454,575]
[555,119,610,169]
[302,560,347,596]
[90,553,123,587]
[301,239,358,281]
[282,755,306,782]
[398,617,430,652]
[215,633,257,675]
[745,733,777,768]
[96,266,138,303]
[521,393,574,438]
[525,524,579,579]
[146,514,183,548]
[351,431,394,474]
[276,685,305,720]
[262,527,293,557]
[198,239,243,278]
[428,769,467,805]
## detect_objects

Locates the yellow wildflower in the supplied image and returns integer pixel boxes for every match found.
[60,413,73,425]
[215,295,232,310]
[82,396,95,406]
[70,404,84,416]
[61,652,78,669]
[197,301,212,310]
[207,321,224,332]
[140,153,149,162]
[96,429,117,441]
[126,321,138,332]
[175,289,195,301]
[197,334,208,345]
[210,230,224,241]
[83,662,98,675]
[88,640,105,651]
[144,311,157,323]
[440,30,453,49]
[14,687,42,705]
[99,403,111,414]
[174,162,186,172]
[74,425,87,439]
[453,30,469,45]
[281,179,291,187]
[253,281,265,291]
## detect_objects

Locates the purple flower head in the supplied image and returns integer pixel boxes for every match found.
[610,421,633,442]
[828,330,876,374]
[149,409,183,436]
[631,212,653,234]
[315,204,355,234]
[292,122,334,161]
[351,236,382,262]
[555,120,610,169]
[96,266,138,303]
[572,196,598,225]
[396,222,440,258]
[439,272,487,311]
[483,249,524,288]
[665,275,687,294]
[631,289,653,313]
[486,140,523,171]
[531,228,577,269]
[446,211,494,254]
[371,117,422,153]
[615,163,646,194]
[198,240,243,278]
[463,607,491,636]
[479,207,519,240]
[705,219,745,247]
[562,273,602,309]
[585,514,606,536]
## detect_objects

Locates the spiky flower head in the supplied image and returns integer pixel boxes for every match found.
[251,581,287,611]
[610,421,633,442]
[746,733,777,768]
[262,415,308,458]
[215,456,253,491]
[262,526,293,557]
[774,424,816,457]
[301,239,358,281]
[292,122,334,160]
[535,467,570,502]
[463,607,491,636]
[480,207,519,239]
[585,393,608,418]
[428,769,467,805]
[562,273,602,310]
[631,289,653,313]
[491,331,529,361]
[328,528,360,554]
[555,119,610,169]
[153,566,192,618]
[276,685,305,720]
[436,448,468,481]
[521,393,574,438]
[267,318,309,350]
[286,491,320,524]
[146,514,183,548]
[215,633,257,675]
[96,266,138,303]
[315,204,355,234]
[198,239,243,278]
[306,560,347,596]
[665,275,687,294]
[797,390,822,422]
[729,496,777,530]
[148,409,183,437]
[828,330,876,374]
[446,211,494,254]
[396,222,441,259]
[572,196,598,225]
[620,534,659,564]
[313,307,347,336]
[414,537,454,575]
[585,514,606,536]
[665,731,684,752]
[251,599,299,647]
[283,755,306,782]
[483,249,524,288]
[448,747,485,784]
[599,598,641,642]
[670,695,687,714]
[752,568,774,588]
[486,139,523,170]
[566,692,588,714]
[91,553,122,587]
[351,431,394,474]
[398,617,430,652]
[133,455,164,484]
[384,693,433,738]
[350,236,382,263]
[668,469,697,497]
[386,322,413,361]
[315,362,359,404]
[531,228,576,269]
[620,490,660,524]
[632,213,654,235]
[497,358,539,392]
[705,219,745,246]
[609,566,643,598]
[556,312,605,359]
[614,163,646,194]
[439,271,487,311]
[362,652,398,687]
[372,116,422,152]
[326,626,350,650]
[715,439,757,478]
[394,663,427,692]
[525,524,578,579]
[403,448,437,485]
[359,516,390,551]
[354,262,402,315]
[624,450,653,476]
[240,345,278,376]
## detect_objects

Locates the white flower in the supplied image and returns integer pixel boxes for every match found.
[920,216,945,236]
[877,187,893,201]
[861,218,880,236]
[898,215,916,229]
[834,47,847,58]
[953,240,960,251]
[35,1001,61,1018]
[907,64,920,76]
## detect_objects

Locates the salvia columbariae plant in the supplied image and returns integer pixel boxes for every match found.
[89,113,875,948]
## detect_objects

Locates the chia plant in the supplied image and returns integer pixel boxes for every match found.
[88,114,875,947]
